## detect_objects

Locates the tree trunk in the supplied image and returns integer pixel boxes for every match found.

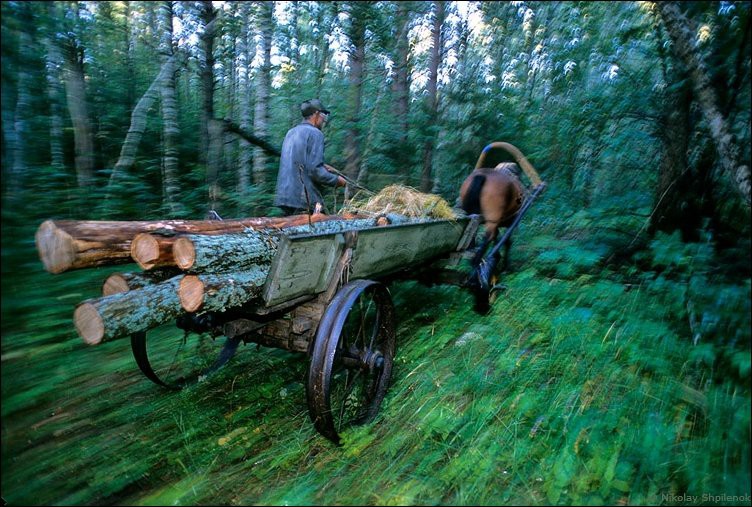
[44,3,65,172]
[36,215,359,274]
[392,2,411,146]
[11,2,34,183]
[207,119,225,212]
[74,276,183,345]
[102,269,179,296]
[359,80,388,186]
[223,119,281,156]
[421,1,444,192]
[179,268,269,313]
[315,3,335,96]
[238,1,255,208]
[650,85,693,236]
[656,1,751,205]
[61,4,95,190]
[344,4,367,184]
[254,1,273,188]
[160,1,182,214]
[287,1,301,127]
[223,2,238,186]
[199,1,222,210]
[123,1,136,110]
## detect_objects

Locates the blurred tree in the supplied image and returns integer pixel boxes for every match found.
[198,1,223,211]
[253,1,273,188]
[391,2,412,153]
[159,1,183,215]
[61,1,95,192]
[343,1,373,186]
[237,1,256,210]
[657,2,750,206]
[420,0,444,192]
[43,2,65,173]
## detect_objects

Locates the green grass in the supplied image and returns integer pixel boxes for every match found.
[2,193,750,505]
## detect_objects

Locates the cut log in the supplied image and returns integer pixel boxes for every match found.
[130,233,181,270]
[178,267,270,313]
[172,217,390,273]
[35,214,357,274]
[102,269,179,296]
[174,232,278,272]
[75,276,183,345]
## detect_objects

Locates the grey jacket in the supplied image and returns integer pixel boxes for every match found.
[274,122,339,211]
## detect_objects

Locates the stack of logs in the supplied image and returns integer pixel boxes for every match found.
[35,214,387,346]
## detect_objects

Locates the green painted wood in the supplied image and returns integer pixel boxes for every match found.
[349,220,468,279]
[262,234,345,306]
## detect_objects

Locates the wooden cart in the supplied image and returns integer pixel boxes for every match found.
[131,217,481,444]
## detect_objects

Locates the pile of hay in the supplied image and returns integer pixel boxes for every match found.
[343,185,456,219]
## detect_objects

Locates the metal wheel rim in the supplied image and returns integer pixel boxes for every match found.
[307,280,396,444]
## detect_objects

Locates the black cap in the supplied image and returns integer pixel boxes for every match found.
[301,98,330,117]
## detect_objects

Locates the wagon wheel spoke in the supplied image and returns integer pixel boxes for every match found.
[131,319,234,390]
[336,369,364,431]
[307,280,396,444]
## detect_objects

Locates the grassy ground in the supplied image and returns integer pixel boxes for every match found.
[1,186,750,505]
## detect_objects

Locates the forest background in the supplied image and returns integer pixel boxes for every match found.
[1,1,750,505]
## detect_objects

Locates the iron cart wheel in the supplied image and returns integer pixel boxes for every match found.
[131,315,240,390]
[307,280,396,444]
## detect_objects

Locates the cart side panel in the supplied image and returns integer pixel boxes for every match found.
[349,220,467,279]
[262,233,345,306]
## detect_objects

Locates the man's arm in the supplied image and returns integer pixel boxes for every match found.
[308,131,341,187]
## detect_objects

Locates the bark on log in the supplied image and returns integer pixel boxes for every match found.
[75,276,183,345]
[179,267,270,313]
[102,269,178,296]
[36,214,356,274]
[174,232,278,272]
[172,217,391,273]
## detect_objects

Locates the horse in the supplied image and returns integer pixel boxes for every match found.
[459,162,525,311]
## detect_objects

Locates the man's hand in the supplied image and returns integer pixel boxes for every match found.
[324,164,346,187]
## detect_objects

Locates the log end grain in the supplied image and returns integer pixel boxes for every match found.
[179,275,205,312]
[173,237,196,271]
[102,273,130,296]
[74,303,105,345]
[35,220,76,274]
[131,233,160,270]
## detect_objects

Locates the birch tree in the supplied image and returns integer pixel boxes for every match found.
[159,1,182,214]
[656,1,751,205]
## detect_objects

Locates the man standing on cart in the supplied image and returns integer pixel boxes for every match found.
[274,98,346,216]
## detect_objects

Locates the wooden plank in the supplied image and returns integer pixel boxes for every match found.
[262,234,345,307]
[349,220,467,279]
